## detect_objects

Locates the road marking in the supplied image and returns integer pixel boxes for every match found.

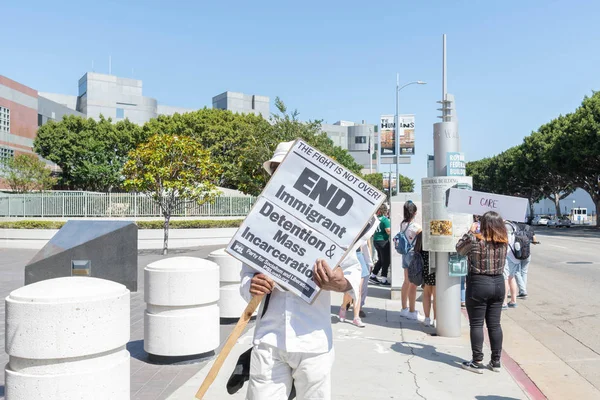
[546,244,568,249]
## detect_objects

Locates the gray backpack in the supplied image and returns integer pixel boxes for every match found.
[408,252,424,286]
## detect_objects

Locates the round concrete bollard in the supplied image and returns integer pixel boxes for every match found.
[5,277,130,400]
[144,256,219,362]
[208,248,256,318]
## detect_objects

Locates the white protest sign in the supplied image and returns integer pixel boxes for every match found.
[422,176,474,252]
[226,139,385,303]
[446,188,529,222]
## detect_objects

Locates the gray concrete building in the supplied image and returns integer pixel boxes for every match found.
[212,91,270,118]
[321,120,378,173]
[42,72,194,125]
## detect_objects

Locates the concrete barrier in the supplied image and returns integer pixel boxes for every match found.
[5,277,130,400]
[208,248,255,319]
[144,257,220,361]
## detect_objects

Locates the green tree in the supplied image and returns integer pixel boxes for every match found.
[556,92,600,225]
[363,173,384,191]
[123,134,220,255]
[34,115,145,191]
[398,174,415,193]
[1,154,56,193]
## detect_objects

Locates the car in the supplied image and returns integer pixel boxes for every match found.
[556,218,572,228]
[546,218,558,227]
[532,216,550,226]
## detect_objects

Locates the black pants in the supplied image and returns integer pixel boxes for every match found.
[465,274,505,363]
[372,240,391,278]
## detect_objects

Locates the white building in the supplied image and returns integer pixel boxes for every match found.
[321,120,377,173]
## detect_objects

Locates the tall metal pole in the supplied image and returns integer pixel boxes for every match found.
[434,34,462,337]
[395,73,400,195]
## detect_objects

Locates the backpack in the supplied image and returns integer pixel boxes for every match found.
[394,223,417,255]
[509,222,534,260]
[408,252,424,286]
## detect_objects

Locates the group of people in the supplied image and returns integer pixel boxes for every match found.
[237,142,537,399]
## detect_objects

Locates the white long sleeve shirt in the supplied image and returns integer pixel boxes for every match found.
[239,216,377,354]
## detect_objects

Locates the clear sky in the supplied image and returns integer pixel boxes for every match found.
[2,0,599,189]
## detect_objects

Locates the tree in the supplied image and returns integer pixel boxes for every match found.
[34,115,146,191]
[398,174,415,193]
[1,154,56,193]
[557,92,600,225]
[123,134,221,254]
[363,173,384,191]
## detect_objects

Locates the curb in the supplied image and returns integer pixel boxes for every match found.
[461,309,547,400]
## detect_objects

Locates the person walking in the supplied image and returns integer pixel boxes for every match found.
[456,211,508,374]
[370,205,391,285]
[339,219,376,326]
[240,141,366,400]
[414,232,436,327]
[506,221,537,300]
[399,201,421,320]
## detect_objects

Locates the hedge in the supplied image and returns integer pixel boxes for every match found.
[0,219,244,230]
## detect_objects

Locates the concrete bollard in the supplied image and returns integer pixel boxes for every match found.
[208,248,256,319]
[5,277,130,400]
[144,256,220,361]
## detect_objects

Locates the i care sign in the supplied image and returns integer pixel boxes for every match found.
[226,139,385,303]
[446,188,529,222]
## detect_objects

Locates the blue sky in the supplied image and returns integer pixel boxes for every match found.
[2,0,600,189]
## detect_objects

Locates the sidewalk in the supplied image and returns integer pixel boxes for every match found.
[167,287,530,400]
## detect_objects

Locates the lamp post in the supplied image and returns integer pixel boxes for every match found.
[395,76,426,194]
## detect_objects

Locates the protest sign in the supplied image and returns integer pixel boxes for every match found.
[446,188,529,223]
[227,139,385,303]
[422,177,473,252]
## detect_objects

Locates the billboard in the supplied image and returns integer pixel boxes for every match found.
[399,115,415,155]
[379,115,396,157]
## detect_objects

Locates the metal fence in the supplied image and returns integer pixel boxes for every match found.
[0,192,256,218]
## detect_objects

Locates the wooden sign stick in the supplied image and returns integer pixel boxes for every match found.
[195,294,264,399]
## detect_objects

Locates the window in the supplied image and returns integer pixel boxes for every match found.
[355,136,367,144]
[38,113,43,127]
[0,146,14,162]
[78,80,87,97]
[116,108,124,119]
[0,106,9,134]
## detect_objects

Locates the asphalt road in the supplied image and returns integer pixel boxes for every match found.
[505,226,600,391]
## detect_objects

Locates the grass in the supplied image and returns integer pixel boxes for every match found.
[0,219,244,229]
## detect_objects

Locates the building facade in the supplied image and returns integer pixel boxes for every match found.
[0,76,39,161]
[212,91,270,118]
[321,120,378,173]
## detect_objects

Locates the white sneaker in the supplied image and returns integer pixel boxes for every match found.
[423,317,431,327]
[400,308,410,318]
[407,311,419,321]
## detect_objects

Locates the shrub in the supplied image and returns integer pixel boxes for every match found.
[0,219,244,229]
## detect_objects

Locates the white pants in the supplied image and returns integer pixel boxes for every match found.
[247,343,334,400]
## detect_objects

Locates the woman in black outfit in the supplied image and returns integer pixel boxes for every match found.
[456,211,508,374]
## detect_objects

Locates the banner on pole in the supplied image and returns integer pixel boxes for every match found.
[422,177,473,252]
[227,139,386,303]
[399,115,415,156]
[446,188,529,223]
[380,115,396,157]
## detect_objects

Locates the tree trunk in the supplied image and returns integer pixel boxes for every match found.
[529,198,535,223]
[163,214,170,255]
[596,199,600,228]
[552,193,562,217]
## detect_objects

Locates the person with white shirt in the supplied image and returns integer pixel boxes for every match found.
[399,201,422,320]
[240,141,365,400]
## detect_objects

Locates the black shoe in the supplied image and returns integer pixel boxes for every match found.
[488,360,501,372]
[461,360,485,374]
[380,279,391,286]
[369,275,380,284]
[359,310,366,318]
[517,293,528,299]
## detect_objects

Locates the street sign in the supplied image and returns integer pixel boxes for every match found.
[446,188,529,222]
[226,139,385,303]
[446,152,466,176]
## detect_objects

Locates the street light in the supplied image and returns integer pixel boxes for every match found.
[395,76,426,193]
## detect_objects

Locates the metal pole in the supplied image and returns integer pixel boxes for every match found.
[395,73,400,195]
[434,33,462,337]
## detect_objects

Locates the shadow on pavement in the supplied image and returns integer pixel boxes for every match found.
[126,339,149,362]
[391,341,464,370]
[534,225,600,239]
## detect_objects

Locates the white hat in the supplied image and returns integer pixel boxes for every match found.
[263,141,294,175]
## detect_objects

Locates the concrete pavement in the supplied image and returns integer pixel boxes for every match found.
[168,289,530,400]
[0,227,237,249]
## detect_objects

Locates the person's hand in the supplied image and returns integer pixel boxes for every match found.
[250,273,275,296]
[313,259,351,292]
[469,222,479,233]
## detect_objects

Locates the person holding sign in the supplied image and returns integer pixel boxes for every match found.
[456,211,508,374]
[240,141,366,400]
